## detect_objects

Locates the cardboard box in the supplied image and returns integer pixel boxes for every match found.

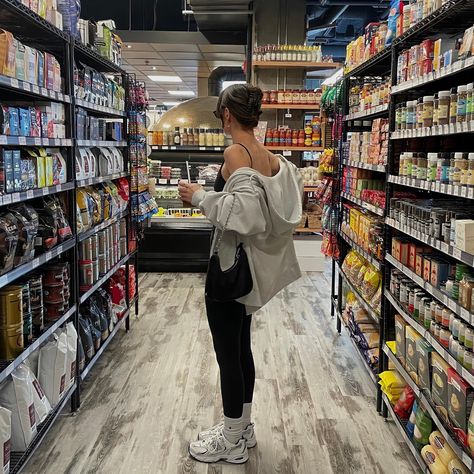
[430,258,450,288]
[416,338,433,391]
[12,150,21,192]
[1,149,14,193]
[423,257,432,282]
[431,352,450,422]
[395,315,407,366]
[448,368,474,448]
[0,30,17,77]
[405,326,422,384]
[455,220,474,255]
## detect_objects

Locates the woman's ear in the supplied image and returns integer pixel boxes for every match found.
[224,107,231,123]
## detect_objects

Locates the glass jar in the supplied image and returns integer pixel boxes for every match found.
[270,90,278,104]
[300,90,308,104]
[218,129,225,147]
[292,90,301,104]
[292,130,298,146]
[406,100,416,129]
[298,130,305,147]
[467,82,473,122]
[417,155,427,180]
[212,129,219,147]
[277,89,285,104]
[422,95,434,127]
[457,84,467,123]
[463,350,473,371]
[205,128,213,147]
[284,90,292,104]
[454,152,469,186]
[400,103,407,130]
[427,153,438,181]
[438,90,450,125]
[450,86,458,124]
[262,90,270,104]
[416,97,424,129]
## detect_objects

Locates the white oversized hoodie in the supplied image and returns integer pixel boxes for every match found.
[192,155,303,314]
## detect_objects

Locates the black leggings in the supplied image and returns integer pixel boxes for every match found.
[205,296,256,419]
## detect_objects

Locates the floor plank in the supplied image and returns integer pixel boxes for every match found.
[24,271,417,474]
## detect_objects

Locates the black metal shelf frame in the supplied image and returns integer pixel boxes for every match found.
[0,6,139,472]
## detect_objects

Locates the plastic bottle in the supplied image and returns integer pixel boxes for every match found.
[199,128,206,147]
[218,129,225,147]
[173,127,180,145]
[205,128,213,147]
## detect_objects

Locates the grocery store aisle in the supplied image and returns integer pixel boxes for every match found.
[25,271,417,474]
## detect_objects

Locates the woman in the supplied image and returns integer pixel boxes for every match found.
[178,84,303,464]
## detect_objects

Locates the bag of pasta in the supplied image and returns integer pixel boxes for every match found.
[85,186,102,225]
[362,267,381,300]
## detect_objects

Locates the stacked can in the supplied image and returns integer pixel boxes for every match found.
[42,262,71,322]
[119,218,127,258]
[29,274,44,336]
[80,236,98,292]
[19,281,32,346]
[0,285,24,359]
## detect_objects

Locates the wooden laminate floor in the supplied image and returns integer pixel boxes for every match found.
[25,271,417,474]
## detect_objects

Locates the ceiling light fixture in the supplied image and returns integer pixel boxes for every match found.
[152,66,157,70]
[148,75,182,83]
[168,90,195,97]
[163,101,181,107]
[126,44,132,48]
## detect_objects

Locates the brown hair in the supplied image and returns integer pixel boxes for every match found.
[216,84,263,129]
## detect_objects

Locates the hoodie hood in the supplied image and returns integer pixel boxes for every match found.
[224,156,303,235]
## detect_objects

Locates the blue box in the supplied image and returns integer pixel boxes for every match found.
[12,150,21,192]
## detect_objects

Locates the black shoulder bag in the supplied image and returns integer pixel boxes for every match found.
[205,194,253,302]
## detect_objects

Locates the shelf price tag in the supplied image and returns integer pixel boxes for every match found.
[10,78,19,89]
[158,179,167,185]
[0,136,6,145]
[34,138,41,146]
[170,179,179,185]
[42,187,49,195]
[441,242,449,254]
[453,247,462,261]
[460,307,470,322]
[12,193,20,202]
[2,195,11,204]
[469,189,474,199]
[32,85,40,95]
[197,180,206,185]
[282,150,292,157]
[18,137,26,145]
[285,113,292,118]
[26,190,34,199]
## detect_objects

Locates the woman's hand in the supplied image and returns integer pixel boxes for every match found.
[178,181,203,205]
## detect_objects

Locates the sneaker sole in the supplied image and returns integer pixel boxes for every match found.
[189,447,249,464]
[197,434,257,449]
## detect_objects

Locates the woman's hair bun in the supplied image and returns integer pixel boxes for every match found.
[247,86,263,113]
[218,84,264,129]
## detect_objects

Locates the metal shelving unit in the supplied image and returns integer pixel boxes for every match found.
[0,5,138,471]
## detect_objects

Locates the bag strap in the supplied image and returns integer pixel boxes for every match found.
[214,194,236,254]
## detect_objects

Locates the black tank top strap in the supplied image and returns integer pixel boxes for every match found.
[235,143,253,167]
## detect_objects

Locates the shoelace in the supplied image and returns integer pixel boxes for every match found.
[202,431,227,453]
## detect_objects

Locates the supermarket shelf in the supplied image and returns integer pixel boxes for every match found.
[77,209,129,242]
[0,74,71,103]
[339,231,382,270]
[265,146,324,152]
[338,264,380,320]
[388,175,474,200]
[386,217,474,267]
[0,136,72,147]
[295,227,322,233]
[79,253,131,304]
[343,159,386,173]
[151,145,225,152]
[345,104,389,121]
[80,308,129,381]
[391,121,474,140]
[261,103,320,110]
[392,57,474,95]
[383,344,474,473]
[75,98,126,117]
[385,290,474,388]
[393,0,474,47]
[303,186,319,192]
[382,394,430,474]
[386,253,473,325]
[0,239,75,290]
[76,172,129,188]
[0,305,76,385]
[253,61,341,70]
[341,192,384,216]
[0,0,69,49]
[333,298,378,385]
[76,139,127,147]
[344,47,391,78]
[10,383,77,474]
[74,40,125,74]
[0,182,75,207]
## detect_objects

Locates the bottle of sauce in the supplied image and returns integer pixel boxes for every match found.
[450,87,458,125]
[292,129,298,146]
[212,129,219,147]
[265,128,273,145]
[173,127,181,145]
[194,128,200,146]
[218,129,225,147]
[199,128,206,147]
[277,89,285,104]
[162,129,169,146]
[206,128,213,146]
[182,128,188,146]
[285,129,292,146]
[298,130,305,147]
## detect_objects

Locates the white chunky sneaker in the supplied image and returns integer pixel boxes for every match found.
[198,422,257,448]
[189,431,249,464]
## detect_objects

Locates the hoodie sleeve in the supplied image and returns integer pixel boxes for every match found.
[191,176,267,236]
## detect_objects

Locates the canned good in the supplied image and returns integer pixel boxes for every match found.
[80,238,93,261]
[0,286,23,327]
[120,238,127,258]
[23,312,32,346]
[44,302,65,322]
[92,260,99,282]
[43,264,66,286]
[79,261,94,291]
[99,254,107,276]
[119,218,127,237]
[90,235,99,260]
[29,275,43,308]
[20,283,31,315]
[32,306,44,336]
[0,325,23,359]
[43,285,65,304]
[98,230,106,255]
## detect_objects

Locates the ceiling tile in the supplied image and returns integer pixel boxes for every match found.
[199,44,245,54]
[203,53,245,61]
[152,43,200,52]
[159,52,203,60]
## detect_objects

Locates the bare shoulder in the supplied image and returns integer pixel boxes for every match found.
[267,150,281,175]
[223,144,251,174]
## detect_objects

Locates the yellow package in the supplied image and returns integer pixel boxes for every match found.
[76,189,92,231]
[448,458,469,474]
[429,431,456,467]
[45,154,53,187]
[36,155,46,188]
[378,370,406,390]
[421,445,448,474]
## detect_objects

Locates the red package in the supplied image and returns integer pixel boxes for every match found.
[394,386,415,420]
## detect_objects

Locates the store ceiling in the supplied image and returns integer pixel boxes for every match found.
[119,34,245,106]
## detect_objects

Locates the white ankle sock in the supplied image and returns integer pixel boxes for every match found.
[223,415,243,444]
[242,403,252,428]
